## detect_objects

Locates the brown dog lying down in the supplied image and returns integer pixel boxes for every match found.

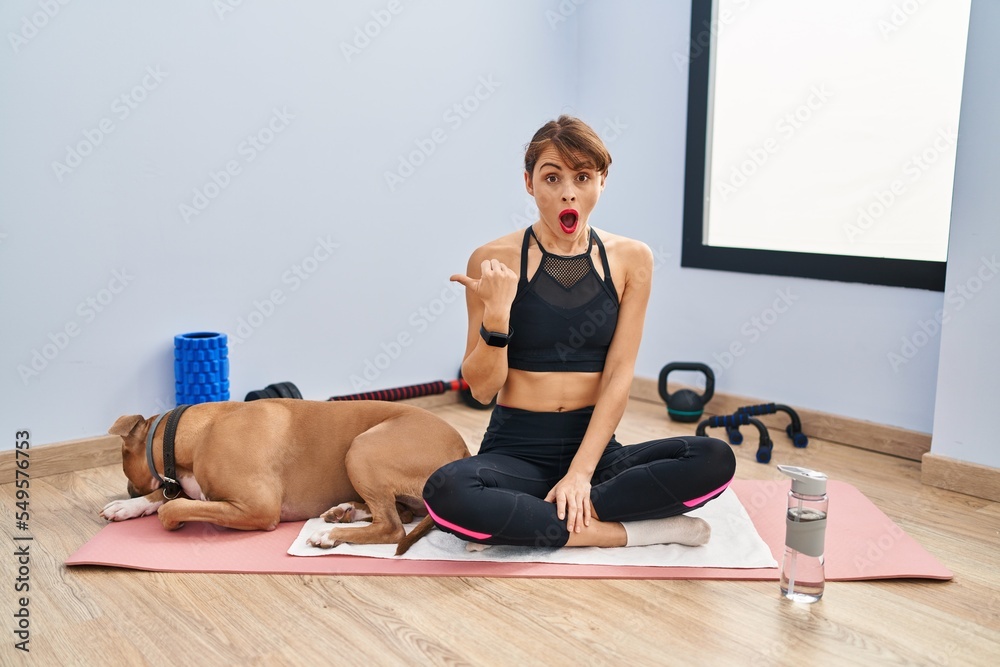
[100,399,469,554]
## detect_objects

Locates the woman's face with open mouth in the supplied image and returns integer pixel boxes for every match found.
[526,145,605,238]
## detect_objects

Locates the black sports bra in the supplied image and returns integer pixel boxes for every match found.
[506,227,619,372]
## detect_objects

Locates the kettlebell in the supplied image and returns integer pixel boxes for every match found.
[658,362,715,422]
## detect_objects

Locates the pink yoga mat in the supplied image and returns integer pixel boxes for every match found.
[65,480,952,580]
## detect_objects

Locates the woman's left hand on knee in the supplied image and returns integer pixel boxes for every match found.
[544,472,593,533]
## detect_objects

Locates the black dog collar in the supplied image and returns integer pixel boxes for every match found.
[144,405,191,500]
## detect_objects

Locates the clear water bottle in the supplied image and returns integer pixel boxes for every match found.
[778,465,828,603]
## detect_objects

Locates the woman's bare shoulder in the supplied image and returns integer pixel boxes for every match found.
[593,228,653,264]
[466,229,525,270]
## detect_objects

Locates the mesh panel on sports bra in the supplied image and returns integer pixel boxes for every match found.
[531,259,604,312]
[542,255,590,289]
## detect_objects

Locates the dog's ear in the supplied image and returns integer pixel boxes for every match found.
[109,415,145,437]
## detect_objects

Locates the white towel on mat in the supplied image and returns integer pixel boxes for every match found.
[287,488,778,569]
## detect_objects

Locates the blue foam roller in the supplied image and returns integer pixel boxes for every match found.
[174,332,229,406]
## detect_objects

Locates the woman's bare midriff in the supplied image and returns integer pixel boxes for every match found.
[497,368,602,412]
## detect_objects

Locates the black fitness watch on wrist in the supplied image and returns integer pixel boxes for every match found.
[480,324,512,348]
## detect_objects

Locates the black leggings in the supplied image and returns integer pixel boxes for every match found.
[422,405,736,548]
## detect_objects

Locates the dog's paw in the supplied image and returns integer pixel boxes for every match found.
[307,528,343,549]
[156,504,185,530]
[320,503,355,523]
[321,502,371,524]
[465,542,492,553]
[100,497,161,521]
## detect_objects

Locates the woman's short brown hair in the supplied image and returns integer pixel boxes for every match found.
[524,115,612,177]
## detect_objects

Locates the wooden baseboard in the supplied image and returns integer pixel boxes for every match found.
[629,377,932,461]
[0,434,121,485]
[921,452,1000,502]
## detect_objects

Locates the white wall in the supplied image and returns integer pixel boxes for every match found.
[1,1,985,455]
[575,0,947,434]
[0,0,577,447]
[930,0,1000,469]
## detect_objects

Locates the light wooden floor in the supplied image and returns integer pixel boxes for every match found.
[2,398,998,666]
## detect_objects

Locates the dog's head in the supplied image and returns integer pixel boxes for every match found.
[108,414,162,498]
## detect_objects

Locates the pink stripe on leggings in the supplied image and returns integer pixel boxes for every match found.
[424,501,492,541]
[683,477,733,508]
